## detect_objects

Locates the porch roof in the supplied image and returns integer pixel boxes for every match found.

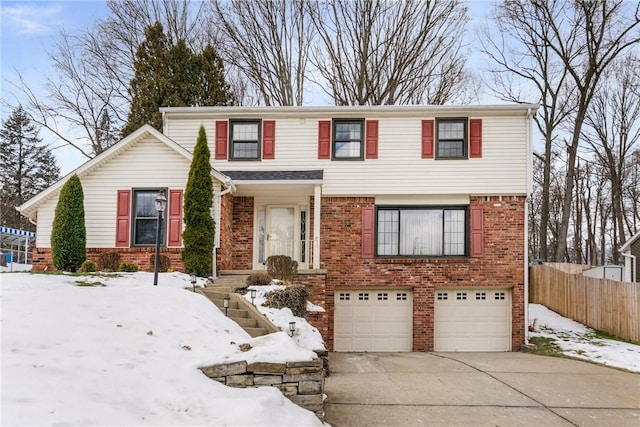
[221,170,323,183]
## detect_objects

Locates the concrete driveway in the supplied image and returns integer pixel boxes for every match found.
[324,352,640,427]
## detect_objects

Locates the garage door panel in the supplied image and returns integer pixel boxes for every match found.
[335,289,413,352]
[434,288,511,352]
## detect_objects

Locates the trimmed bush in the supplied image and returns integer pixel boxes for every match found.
[149,254,171,272]
[51,174,86,271]
[118,262,139,272]
[246,272,272,286]
[263,285,309,318]
[79,260,96,273]
[182,126,215,277]
[98,252,120,271]
[266,255,298,284]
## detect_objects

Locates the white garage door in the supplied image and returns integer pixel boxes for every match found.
[434,288,511,352]
[334,289,412,352]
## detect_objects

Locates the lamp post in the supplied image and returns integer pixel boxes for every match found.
[250,289,257,305]
[153,191,167,286]
[288,321,296,337]
[190,273,197,292]
[223,297,230,316]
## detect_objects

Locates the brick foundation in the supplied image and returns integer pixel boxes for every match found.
[31,247,184,272]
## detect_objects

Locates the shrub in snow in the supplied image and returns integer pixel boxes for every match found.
[264,284,309,318]
[118,262,138,272]
[266,255,298,284]
[246,272,272,286]
[149,254,171,272]
[51,174,86,272]
[80,260,96,273]
[98,252,120,271]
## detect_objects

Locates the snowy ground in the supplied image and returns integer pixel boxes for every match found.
[529,303,640,372]
[0,270,326,426]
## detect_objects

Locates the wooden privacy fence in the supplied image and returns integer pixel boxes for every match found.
[530,264,640,343]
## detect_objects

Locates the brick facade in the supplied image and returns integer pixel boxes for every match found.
[217,193,234,271]
[227,194,526,352]
[32,247,184,272]
[230,196,254,270]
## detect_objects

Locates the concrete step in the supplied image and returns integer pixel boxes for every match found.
[244,326,269,337]
[233,317,259,328]
[224,308,249,318]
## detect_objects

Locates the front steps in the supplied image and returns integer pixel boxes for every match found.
[198,277,280,338]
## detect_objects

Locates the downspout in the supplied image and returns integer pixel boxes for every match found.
[620,252,637,283]
[211,178,235,280]
[524,108,533,345]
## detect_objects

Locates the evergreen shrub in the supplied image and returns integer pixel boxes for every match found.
[51,175,86,271]
[118,262,139,272]
[79,260,96,273]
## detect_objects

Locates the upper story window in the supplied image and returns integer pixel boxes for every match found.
[133,189,166,246]
[376,206,467,257]
[333,119,364,160]
[436,118,467,159]
[230,120,261,160]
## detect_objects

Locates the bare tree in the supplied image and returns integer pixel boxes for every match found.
[5,0,214,158]
[485,0,640,262]
[309,0,472,106]
[481,0,575,261]
[213,0,313,106]
[582,54,640,263]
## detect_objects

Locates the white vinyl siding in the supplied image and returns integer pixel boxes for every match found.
[165,115,529,196]
[34,137,217,248]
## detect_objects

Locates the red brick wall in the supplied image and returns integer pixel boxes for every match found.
[32,247,184,272]
[231,196,254,270]
[217,193,233,271]
[316,195,526,352]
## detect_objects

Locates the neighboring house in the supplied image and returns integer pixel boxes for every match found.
[19,105,537,353]
[620,230,640,283]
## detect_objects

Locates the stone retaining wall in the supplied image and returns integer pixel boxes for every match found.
[200,358,325,419]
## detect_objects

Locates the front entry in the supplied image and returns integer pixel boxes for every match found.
[254,203,310,269]
[266,206,296,259]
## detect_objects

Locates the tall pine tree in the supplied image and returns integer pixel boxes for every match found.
[182,126,215,277]
[0,106,60,231]
[122,23,233,136]
[51,174,86,272]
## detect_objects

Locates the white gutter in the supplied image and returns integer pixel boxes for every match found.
[211,178,235,280]
[524,107,533,345]
[620,252,637,283]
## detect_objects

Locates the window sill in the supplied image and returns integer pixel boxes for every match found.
[373,257,469,265]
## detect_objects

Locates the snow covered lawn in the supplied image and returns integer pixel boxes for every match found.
[0,271,325,426]
[529,303,640,372]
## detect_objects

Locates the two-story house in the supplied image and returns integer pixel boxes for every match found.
[19,105,537,352]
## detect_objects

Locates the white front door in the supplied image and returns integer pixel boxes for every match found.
[266,206,296,260]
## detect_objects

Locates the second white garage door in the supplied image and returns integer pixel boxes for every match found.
[334,289,413,352]
[434,288,512,352]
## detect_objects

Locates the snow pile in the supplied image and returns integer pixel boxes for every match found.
[0,262,33,272]
[0,272,325,426]
[244,285,327,352]
[529,303,640,372]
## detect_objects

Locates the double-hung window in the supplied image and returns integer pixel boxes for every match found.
[230,120,261,160]
[132,189,166,246]
[377,207,467,256]
[436,118,467,159]
[333,119,364,159]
